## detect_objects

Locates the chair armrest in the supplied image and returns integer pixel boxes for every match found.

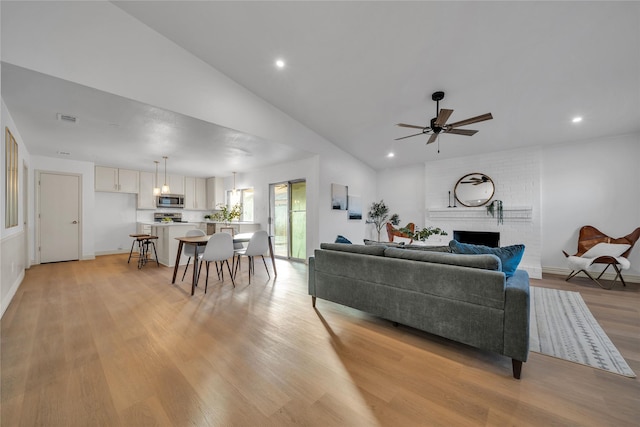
[308,257,316,296]
[503,270,530,362]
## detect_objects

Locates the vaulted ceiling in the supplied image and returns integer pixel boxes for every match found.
[2,1,639,176]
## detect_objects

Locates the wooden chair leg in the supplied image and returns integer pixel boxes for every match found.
[205,261,210,294]
[181,257,192,280]
[225,260,235,287]
[127,239,138,263]
[260,255,270,278]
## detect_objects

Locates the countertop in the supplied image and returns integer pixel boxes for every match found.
[138,222,197,227]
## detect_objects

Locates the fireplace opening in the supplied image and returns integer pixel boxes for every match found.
[453,230,500,248]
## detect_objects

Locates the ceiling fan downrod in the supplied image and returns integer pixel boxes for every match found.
[431,91,445,134]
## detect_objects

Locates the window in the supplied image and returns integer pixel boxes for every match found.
[5,127,18,228]
[227,188,254,222]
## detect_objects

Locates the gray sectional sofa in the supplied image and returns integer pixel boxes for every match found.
[308,243,530,378]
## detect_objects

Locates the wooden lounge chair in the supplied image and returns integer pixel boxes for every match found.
[563,225,640,289]
[386,222,415,243]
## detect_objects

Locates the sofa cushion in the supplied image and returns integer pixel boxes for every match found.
[334,235,352,244]
[384,247,501,271]
[315,247,506,309]
[320,243,387,256]
[449,240,525,277]
[402,245,451,252]
[363,239,405,247]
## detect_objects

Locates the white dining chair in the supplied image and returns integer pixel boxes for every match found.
[181,229,206,281]
[233,230,270,284]
[201,232,235,292]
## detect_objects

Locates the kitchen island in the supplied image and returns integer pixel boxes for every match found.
[137,222,198,267]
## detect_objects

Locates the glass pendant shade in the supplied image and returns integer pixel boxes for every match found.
[153,160,161,196]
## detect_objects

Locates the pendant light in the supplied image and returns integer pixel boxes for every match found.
[153,160,161,196]
[161,156,171,194]
[232,171,237,196]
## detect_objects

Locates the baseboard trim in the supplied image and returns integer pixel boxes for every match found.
[1,269,25,319]
[542,267,640,284]
[94,250,128,256]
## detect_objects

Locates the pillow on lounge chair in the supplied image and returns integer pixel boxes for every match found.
[581,243,630,259]
[449,239,525,278]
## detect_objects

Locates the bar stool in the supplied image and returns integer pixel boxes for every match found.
[138,235,160,269]
[128,233,149,265]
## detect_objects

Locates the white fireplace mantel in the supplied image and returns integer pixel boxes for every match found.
[427,206,533,222]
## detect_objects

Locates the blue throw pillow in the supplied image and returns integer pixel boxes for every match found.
[449,240,525,277]
[335,235,352,244]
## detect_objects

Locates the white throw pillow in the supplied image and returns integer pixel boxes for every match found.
[581,243,630,259]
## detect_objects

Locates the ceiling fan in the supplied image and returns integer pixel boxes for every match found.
[396,91,493,144]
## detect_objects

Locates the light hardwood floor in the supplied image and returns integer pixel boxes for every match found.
[1,255,639,426]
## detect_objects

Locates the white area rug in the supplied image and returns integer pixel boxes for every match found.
[529,286,636,378]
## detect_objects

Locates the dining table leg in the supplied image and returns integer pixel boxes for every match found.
[171,240,184,284]
[268,236,277,276]
[191,245,200,296]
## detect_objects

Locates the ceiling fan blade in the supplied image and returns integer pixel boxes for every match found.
[448,113,493,129]
[426,133,438,145]
[396,123,427,130]
[434,108,453,127]
[394,132,426,141]
[446,128,478,136]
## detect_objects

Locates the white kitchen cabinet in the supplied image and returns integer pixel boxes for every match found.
[95,166,139,193]
[168,174,185,195]
[184,177,207,210]
[137,171,157,209]
[150,223,197,267]
[206,177,225,210]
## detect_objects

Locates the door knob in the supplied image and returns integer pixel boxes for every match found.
[72,220,78,224]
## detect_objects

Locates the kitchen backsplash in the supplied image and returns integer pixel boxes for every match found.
[136,209,216,223]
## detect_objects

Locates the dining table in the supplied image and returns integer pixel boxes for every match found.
[172,232,277,296]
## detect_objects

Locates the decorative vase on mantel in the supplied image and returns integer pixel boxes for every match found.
[486,200,504,225]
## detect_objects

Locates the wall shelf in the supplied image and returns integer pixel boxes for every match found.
[427,206,533,222]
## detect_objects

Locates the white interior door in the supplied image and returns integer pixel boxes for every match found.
[39,172,81,263]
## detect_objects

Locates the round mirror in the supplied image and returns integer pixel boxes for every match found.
[454,173,495,207]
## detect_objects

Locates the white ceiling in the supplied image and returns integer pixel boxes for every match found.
[1,63,312,177]
[3,1,640,175]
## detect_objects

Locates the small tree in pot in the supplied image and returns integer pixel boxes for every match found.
[213,203,242,225]
[366,200,400,241]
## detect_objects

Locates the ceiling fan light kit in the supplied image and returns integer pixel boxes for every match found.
[396,91,493,146]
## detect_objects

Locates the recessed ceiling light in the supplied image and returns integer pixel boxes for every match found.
[387,152,395,158]
[275,59,285,69]
[572,116,583,123]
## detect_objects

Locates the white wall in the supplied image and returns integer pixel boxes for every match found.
[422,147,542,278]
[1,1,350,159]
[541,133,640,278]
[377,164,425,240]
[378,136,640,281]
[318,151,378,245]
[94,192,137,254]
[220,152,377,257]
[1,98,30,316]
[30,155,95,261]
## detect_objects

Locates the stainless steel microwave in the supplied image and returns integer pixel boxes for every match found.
[156,194,184,208]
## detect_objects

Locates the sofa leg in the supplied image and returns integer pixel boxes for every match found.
[312,296,316,308]
[512,359,523,379]
[392,321,399,327]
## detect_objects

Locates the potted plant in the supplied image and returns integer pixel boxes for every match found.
[212,203,242,225]
[486,200,504,225]
[366,200,400,241]
[406,226,448,242]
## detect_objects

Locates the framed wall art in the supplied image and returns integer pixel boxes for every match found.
[348,195,362,220]
[331,183,348,210]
